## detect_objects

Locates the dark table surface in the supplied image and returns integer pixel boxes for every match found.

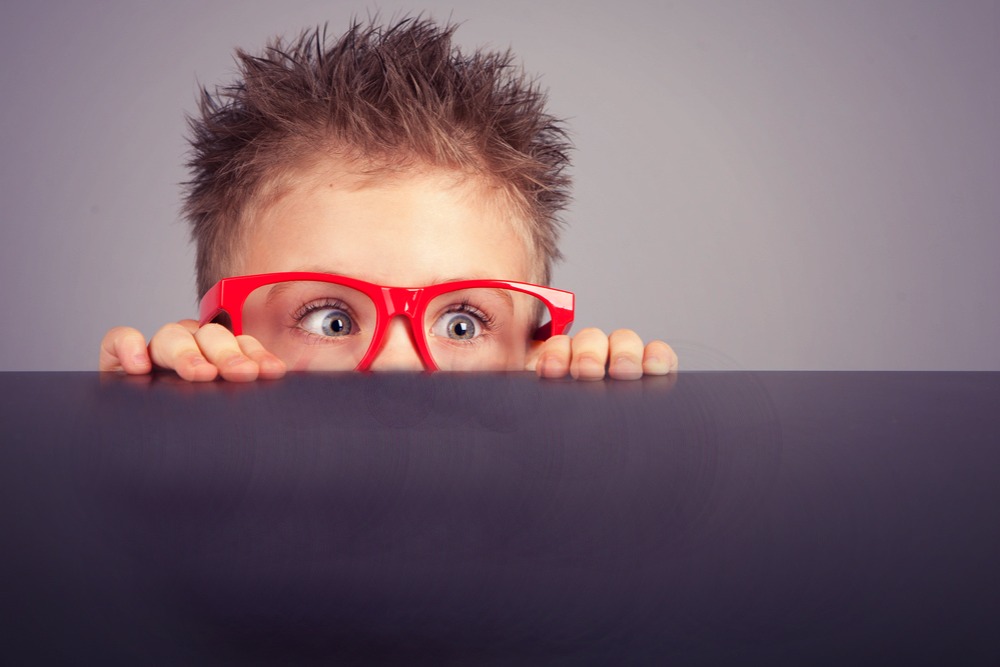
[1,371,998,664]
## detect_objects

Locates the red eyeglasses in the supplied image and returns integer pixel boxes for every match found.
[199,272,575,371]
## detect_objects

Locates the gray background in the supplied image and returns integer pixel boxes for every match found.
[2,0,997,371]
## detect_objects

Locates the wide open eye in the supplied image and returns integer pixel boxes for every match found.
[430,310,485,341]
[299,307,354,337]
[424,289,545,371]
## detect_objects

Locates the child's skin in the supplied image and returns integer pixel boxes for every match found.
[99,163,678,382]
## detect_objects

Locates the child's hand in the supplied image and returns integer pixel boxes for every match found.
[101,323,675,381]
[99,320,287,382]
[527,328,678,381]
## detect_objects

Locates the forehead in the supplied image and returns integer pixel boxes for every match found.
[240,163,536,286]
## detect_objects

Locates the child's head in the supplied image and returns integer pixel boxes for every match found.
[183,17,573,298]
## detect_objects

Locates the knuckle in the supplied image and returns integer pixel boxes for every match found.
[541,335,571,352]
[572,333,608,358]
[649,339,677,358]
[609,328,641,342]
[235,334,263,350]
[613,349,642,364]
[196,322,231,338]
[175,319,201,334]
[105,325,140,340]
[576,327,605,338]
[153,322,188,339]
[104,326,146,353]
[225,352,252,365]
[178,350,205,365]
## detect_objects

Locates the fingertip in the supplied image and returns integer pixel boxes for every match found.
[124,352,152,375]
[176,319,201,334]
[225,369,260,383]
[643,340,679,375]
[235,336,286,380]
[176,353,219,382]
[609,356,643,381]
[258,356,287,380]
[218,355,260,383]
[535,354,565,379]
[102,327,149,373]
[642,358,672,375]
[571,355,605,381]
[118,337,152,375]
[535,336,571,380]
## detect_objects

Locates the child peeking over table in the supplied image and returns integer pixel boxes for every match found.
[99,17,678,381]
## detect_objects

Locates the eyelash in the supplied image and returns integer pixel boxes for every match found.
[291,298,351,322]
[446,300,498,332]
[288,298,498,336]
[289,299,359,341]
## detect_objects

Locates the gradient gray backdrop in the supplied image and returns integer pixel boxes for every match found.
[2,0,998,370]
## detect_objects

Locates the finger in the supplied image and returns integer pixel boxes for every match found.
[149,322,218,382]
[99,326,152,374]
[194,323,260,382]
[534,335,571,379]
[643,340,679,375]
[236,335,286,380]
[569,327,609,381]
[523,340,545,371]
[176,319,200,334]
[607,329,645,381]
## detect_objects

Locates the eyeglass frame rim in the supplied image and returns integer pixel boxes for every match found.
[198,271,576,371]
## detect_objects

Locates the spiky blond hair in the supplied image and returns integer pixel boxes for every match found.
[184,17,572,295]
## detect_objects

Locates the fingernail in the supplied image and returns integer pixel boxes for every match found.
[540,355,561,377]
[646,356,670,374]
[613,357,642,379]
[132,354,151,367]
[261,357,286,374]
[226,355,251,368]
[578,356,603,378]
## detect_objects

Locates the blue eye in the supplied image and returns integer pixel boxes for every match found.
[445,313,477,340]
[431,309,490,341]
[300,307,354,337]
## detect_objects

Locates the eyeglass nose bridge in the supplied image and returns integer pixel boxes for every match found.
[354,286,435,373]
[379,286,423,319]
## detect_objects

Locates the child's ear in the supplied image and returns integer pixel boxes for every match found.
[524,339,545,371]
